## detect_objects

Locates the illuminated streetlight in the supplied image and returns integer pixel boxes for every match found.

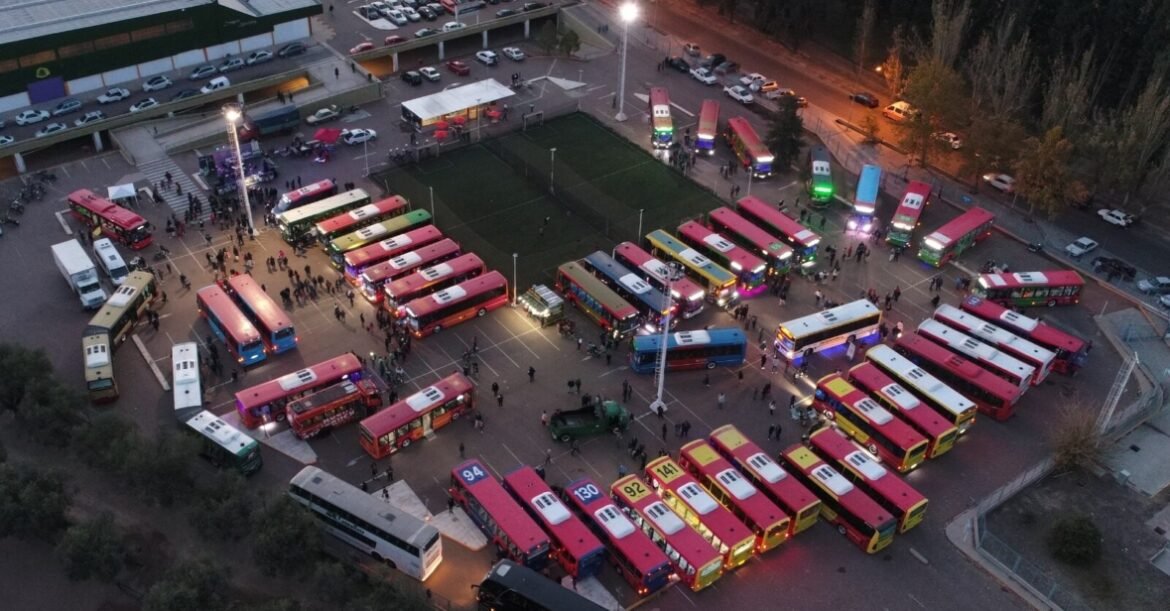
[614,2,639,122]
[222,103,256,237]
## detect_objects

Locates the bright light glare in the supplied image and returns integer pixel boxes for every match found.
[619,2,639,22]
[224,107,241,122]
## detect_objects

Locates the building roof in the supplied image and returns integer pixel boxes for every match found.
[401,78,515,122]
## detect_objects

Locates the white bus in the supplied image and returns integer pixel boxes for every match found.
[184,410,263,475]
[288,466,443,581]
[916,319,1035,394]
[93,238,130,285]
[864,344,977,434]
[172,342,203,423]
[776,299,881,362]
[932,304,1054,385]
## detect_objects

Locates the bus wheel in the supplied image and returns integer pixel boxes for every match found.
[385,559,397,570]
[451,411,460,420]
[560,434,572,443]
[402,438,411,448]
[432,325,442,334]
[867,443,878,456]
[477,307,487,317]
[1047,299,1057,307]
[837,524,847,536]
[706,361,717,369]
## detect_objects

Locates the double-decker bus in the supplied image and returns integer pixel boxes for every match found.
[476,560,605,611]
[328,210,433,269]
[776,298,881,362]
[807,427,928,534]
[67,189,152,250]
[172,342,203,422]
[562,478,674,596]
[225,274,297,354]
[892,334,1022,421]
[613,241,705,319]
[813,374,930,472]
[344,225,444,287]
[886,180,931,248]
[736,195,821,268]
[708,425,820,535]
[934,303,1055,384]
[960,295,1088,374]
[649,87,673,148]
[275,178,337,213]
[184,410,263,475]
[645,230,737,307]
[847,362,958,459]
[916,319,1035,394]
[725,116,773,178]
[502,466,606,579]
[313,195,409,246]
[234,353,365,428]
[196,285,266,366]
[290,466,442,580]
[806,146,835,204]
[917,207,995,267]
[383,253,486,316]
[677,220,767,295]
[645,456,756,570]
[358,372,475,457]
[708,206,793,276]
[695,99,719,156]
[581,251,674,333]
[276,189,371,243]
[629,328,746,373]
[449,460,550,570]
[285,378,381,440]
[402,271,509,338]
[778,444,896,554]
[360,238,461,303]
[610,474,723,592]
[864,344,978,434]
[678,440,790,553]
[972,270,1084,308]
[849,164,882,234]
[556,262,640,339]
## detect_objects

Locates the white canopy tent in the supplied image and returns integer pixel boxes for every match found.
[400,78,515,127]
[107,183,136,200]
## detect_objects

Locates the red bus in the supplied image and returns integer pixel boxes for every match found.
[708,206,793,276]
[778,444,896,554]
[195,285,266,366]
[645,456,756,570]
[708,424,820,535]
[736,195,821,268]
[613,241,705,319]
[360,238,461,303]
[934,303,1055,384]
[725,116,773,178]
[285,378,382,440]
[67,189,152,250]
[313,195,409,245]
[555,262,640,340]
[677,220,768,295]
[234,353,365,429]
[561,477,674,596]
[358,372,474,458]
[864,344,978,435]
[402,271,509,338]
[678,440,790,553]
[225,274,297,354]
[812,374,930,473]
[343,225,444,287]
[383,253,487,317]
[275,178,337,213]
[847,362,959,459]
[885,180,931,249]
[972,270,1084,308]
[502,466,606,579]
[893,334,1022,421]
[807,427,929,533]
[960,295,1089,374]
[695,99,719,155]
[917,207,995,267]
[449,459,550,570]
[610,475,723,592]
[648,87,673,148]
[916,319,1035,394]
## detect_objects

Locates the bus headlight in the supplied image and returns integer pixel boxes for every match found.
[847,219,858,230]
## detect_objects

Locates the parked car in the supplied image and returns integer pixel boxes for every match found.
[200,77,231,94]
[666,56,690,73]
[475,50,499,65]
[74,111,106,127]
[341,128,378,145]
[849,92,880,108]
[386,9,408,25]
[171,89,199,101]
[502,47,525,61]
[496,8,517,16]
[305,105,341,125]
[522,1,547,10]
[419,66,441,81]
[683,42,701,56]
[415,27,439,38]
[690,66,717,85]
[442,21,466,32]
[385,35,407,45]
[1098,208,1138,227]
[129,98,159,113]
[97,87,131,104]
[713,61,739,75]
[446,59,471,76]
[418,6,438,20]
[1139,276,1170,294]
[219,57,245,73]
[1064,237,1098,259]
[739,73,767,88]
[1092,256,1137,281]
[982,173,1016,193]
[0,136,13,146]
[357,5,378,19]
[402,6,421,21]
[246,50,274,65]
[143,75,173,92]
[766,88,807,107]
[700,53,726,69]
[14,110,50,126]
[277,42,307,58]
[724,85,754,104]
[189,65,217,80]
[350,42,375,55]
[933,131,962,150]
[401,70,423,85]
[1158,294,1170,309]
[51,98,82,116]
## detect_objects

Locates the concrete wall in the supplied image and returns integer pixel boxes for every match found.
[172,49,207,70]
[274,19,311,44]
[240,33,275,53]
[205,41,242,61]
[0,91,31,114]
[137,57,173,79]
[66,75,105,96]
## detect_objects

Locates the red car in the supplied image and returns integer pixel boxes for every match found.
[384,35,406,46]
[350,42,375,55]
[446,59,470,76]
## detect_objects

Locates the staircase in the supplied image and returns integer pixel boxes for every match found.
[137,157,208,221]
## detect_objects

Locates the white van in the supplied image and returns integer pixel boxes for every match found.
[882,100,918,123]
[200,76,231,94]
[93,238,129,285]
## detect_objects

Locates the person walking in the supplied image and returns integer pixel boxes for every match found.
[768,399,776,417]
[703,373,710,387]
[497,393,504,408]
[541,410,549,426]
[789,396,800,422]
[768,424,776,440]
[528,366,536,382]
[458,442,465,459]
[717,392,726,410]
[491,381,499,397]
[661,422,668,440]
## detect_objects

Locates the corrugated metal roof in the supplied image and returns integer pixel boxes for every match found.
[401,78,515,122]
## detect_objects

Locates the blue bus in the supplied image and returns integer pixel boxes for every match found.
[849,164,882,234]
[226,274,297,354]
[195,286,267,366]
[629,328,747,373]
[581,251,675,333]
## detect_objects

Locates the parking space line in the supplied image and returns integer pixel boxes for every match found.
[452,331,502,380]
[506,309,561,351]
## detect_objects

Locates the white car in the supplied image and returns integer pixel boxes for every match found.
[14,109,50,126]
[219,57,246,73]
[933,131,962,150]
[97,87,131,104]
[441,21,466,32]
[740,73,767,89]
[386,9,408,25]
[35,122,67,138]
[690,66,717,85]
[246,50,274,66]
[402,6,421,21]
[502,47,525,61]
[1064,237,1098,259]
[189,65,217,80]
[0,135,13,146]
[74,111,106,127]
[419,66,441,81]
[1139,276,1170,295]
[305,105,341,125]
[1097,208,1137,227]
[982,173,1016,193]
[475,50,498,65]
[143,75,173,92]
[724,85,754,104]
[341,128,378,145]
[129,98,159,113]
[1158,294,1170,309]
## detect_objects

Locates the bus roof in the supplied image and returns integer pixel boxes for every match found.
[846,362,957,440]
[330,209,432,254]
[726,116,772,161]
[291,466,439,550]
[697,100,720,138]
[708,424,820,516]
[314,195,409,236]
[780,445,895,529]
[503,467,604,561]
[403,270,506,318]
[235,353,363,411]
[186,410,258,456]
[960,295,1086,353]
[644,456,753,544]
[679,440,787,528]
[344,225,444,269]
[385,253,486,301]
[172,342,202,418]
[227,273,294,335]
[923,207,995,248]
[632,328,745,353]
[557,262,640,319]
[581,251,672,314]
[816,374,929,452]
[778,299,880,342]
[891,181,930,230]
[67,189,148,230]
[451,459,549,556]
[362,238,460,284]
[85,271,154,334]
[916,319,1035,383]
[735,196,821,247]
[708,207,794,262]
[855,164,882,211]
[976,270,1084,290]
[612,242,707,303]
[677,221,767,275]
[610,474,722,567]
[645,229,736,287]
[807,427,926,512]
[893,334,1022,403]
[934,304,1055,367]
[278,189,370,225]
[360,372,474,436]
[864,345,977,418]
[196,285,262,345]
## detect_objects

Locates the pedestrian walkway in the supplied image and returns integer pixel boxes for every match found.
[572,576,622,611]
[428,507,489,551]
[137,157,207,221]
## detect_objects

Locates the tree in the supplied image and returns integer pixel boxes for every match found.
[123,432,196,507]
[1013,127,1077,217]
[859,115,881,144]
[718,0,739,24]
[1041,48,1099,135]
[0,463,70,541]
[558,30,581,57]
[853,0,876,74]
[1048,516,1103,567]
[957,115,1026,189]
[72,412,139,473]
[15,381,85,447]
[964,13,1036,120]
[1105,72,1170,205]
[143,558,229,611]
[311,561,365,607]
[231,599,303,611]
[1050,401,1104,471]
[0,343,53,416]
[879,26,909,96]
[764,97,804,170]
[56,513,127,582]
[925,0,971,68]
[189,472,254,542]
[899,59,968,166]
[252,496,323,578]
[535,22,559,54]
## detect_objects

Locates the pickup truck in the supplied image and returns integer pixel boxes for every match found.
[548,397,631,443]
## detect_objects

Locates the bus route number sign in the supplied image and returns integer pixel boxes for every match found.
[458,464,489,485]
[651,461,682,483]
[620,479,650,503]
[572,483,603,505]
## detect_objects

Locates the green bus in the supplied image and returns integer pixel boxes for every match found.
[327,210,433,269]
[277,189,371,244]
[184,410,263,476]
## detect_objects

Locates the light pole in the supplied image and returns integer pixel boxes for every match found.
[614,2,639,122]
[362,137,370,177]
[429,185,436,220]
[746,170,753,196]
[648,261,681,416]
[637,208,644,240]
[549,148,556,194]
[222,104,256,236]
[475,98,482,141]
[512,253,519,305]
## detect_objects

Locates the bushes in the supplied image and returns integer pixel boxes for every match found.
[56,513,127,582]
[1047,515,1103,567]
[0,463,70,541]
